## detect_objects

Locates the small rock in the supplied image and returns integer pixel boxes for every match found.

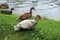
[4,36,8,40]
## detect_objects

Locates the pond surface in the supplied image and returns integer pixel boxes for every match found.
[0,0,60,21]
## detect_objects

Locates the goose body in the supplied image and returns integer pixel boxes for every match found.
[14,19,37,31]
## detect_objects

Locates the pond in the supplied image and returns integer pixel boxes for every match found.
[0,0,60,21]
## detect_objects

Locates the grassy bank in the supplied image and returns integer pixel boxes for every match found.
[0,14,60,40]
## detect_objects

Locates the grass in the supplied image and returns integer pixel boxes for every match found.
[0,14,60,40]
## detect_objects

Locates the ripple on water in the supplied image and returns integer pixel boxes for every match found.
[1,0,60,21]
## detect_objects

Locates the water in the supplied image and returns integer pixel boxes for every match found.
[0,0,7,3]
[0,0,60,21]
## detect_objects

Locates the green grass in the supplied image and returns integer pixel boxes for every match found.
[0,14,60,40]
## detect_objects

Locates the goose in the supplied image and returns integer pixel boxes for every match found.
[14,16,37,31]
[1,8,14,14]
[0,3,9,9]
[18,7,35,20]
[35,15,48,20]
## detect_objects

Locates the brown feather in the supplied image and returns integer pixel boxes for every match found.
[18,7,35,20]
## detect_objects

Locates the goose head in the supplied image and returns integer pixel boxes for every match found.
[30,7,35,10]
[11,8,14,10]
[35,15,41,20]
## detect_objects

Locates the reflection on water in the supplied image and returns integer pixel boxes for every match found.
[0,0,60,21]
